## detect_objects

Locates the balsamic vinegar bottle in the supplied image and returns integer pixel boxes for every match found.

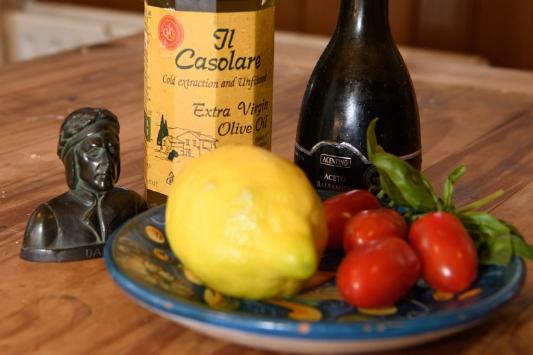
[295,0,421,200]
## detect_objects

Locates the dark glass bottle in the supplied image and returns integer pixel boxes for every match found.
[295,0,421,200]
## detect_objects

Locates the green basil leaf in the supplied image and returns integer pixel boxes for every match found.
[459,212,513,265]
[499,220,525,240]
[378,169,411,206]
[459,211,510,235]
[512,235,533,259]
[366,118,384,161]
[372,152,439,211]
[443,165,466,210]
[501,220,533,259]
[477,232,514,266]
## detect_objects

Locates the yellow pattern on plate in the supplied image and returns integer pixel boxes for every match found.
[145,225,165,244]
[458,288,483,301]
[268,300,322,321]
[358,306,398,316]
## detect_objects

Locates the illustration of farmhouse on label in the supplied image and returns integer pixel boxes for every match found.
[155,116,217,161]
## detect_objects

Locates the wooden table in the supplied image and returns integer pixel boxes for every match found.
[1,33,532,355]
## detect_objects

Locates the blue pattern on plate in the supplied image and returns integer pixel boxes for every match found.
[104,205,525,340]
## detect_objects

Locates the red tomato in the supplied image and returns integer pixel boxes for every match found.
[336,238,421,308]
[409,212,478,293]
[343,209,407,252]
[323,190,380,249]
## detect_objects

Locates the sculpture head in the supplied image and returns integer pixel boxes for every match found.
[58,108,120,193]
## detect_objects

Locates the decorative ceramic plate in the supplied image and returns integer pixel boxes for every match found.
[104,206,525,354]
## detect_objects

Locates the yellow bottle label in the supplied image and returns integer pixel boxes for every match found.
[144,4,274,197]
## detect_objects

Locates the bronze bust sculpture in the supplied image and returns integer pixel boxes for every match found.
[21,108,147,262]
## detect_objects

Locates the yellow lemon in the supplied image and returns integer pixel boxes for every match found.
[166,145,327,300]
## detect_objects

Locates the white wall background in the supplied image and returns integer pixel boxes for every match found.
[1,1,143,64]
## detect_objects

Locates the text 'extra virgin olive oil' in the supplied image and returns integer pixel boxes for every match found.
[295,0,421,200]
[144,0,275,206]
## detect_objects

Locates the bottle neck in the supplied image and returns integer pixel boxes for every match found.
[336,0,392,43]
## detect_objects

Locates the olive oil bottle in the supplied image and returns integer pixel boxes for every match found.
[295,0,421,200]
[144,0,275,205]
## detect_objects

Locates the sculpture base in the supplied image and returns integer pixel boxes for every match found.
[20,244,104,262]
